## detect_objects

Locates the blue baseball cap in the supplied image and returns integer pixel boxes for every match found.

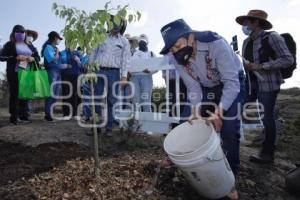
[160,19,193,55]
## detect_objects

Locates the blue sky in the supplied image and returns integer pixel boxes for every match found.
[1,0,299,88]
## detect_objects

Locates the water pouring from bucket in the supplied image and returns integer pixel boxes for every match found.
[163,119,235,199]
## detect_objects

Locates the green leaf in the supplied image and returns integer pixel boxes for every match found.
[104,1,111,10]
[128,14,133,23]
[137,11,141,21]
[52,2,57,10]
[113,15,121,26]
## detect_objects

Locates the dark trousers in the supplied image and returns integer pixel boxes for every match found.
[62,73,80,117]
[169,79,191,127]
[244,79,279,154]
[201,77,245,176]
[7,72,28,120]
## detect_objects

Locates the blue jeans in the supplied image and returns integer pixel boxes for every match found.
[45,69,61,117]
[201,77,245,176]
[95,68,120,130]
[131,74,153,112]
[245,79,279,153]
[82,82,92,119]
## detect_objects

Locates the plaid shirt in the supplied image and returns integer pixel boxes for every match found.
[242,30,294,92]
[89,34,131,77]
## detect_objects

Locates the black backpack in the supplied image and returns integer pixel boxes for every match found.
[260,32,297,79]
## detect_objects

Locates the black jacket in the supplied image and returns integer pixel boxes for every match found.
[28,44,41,63]
[0,41,40,75]
[0,41,17,75]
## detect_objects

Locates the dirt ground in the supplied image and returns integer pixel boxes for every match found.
[0,89,300,200]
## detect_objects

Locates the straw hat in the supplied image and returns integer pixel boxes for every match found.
[26,29,38,41]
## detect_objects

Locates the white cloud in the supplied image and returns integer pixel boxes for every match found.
[288,0,300,7]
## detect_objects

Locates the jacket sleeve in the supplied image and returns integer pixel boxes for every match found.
[262,32,294,70]
[213,39,240,111]
[32,45,41,62]
[0,42,16,62]
[43,45,56,63]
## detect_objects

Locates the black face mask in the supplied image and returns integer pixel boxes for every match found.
[139,40,148,52]
[173,46,193,66]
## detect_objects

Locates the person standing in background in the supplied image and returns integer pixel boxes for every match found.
[236,10,294,164]
[0,25,36,124]
[89,16,130,137]
[25,30,40,63]
[41,31,70,122]
[130,34,156,112]
[25,29,40,116]
[61,46,83,120]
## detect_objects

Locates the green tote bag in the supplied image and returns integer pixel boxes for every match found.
[18,61,50,100]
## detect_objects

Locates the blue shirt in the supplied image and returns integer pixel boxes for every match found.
[43,44,66,70]
[61,49,82,76]
[174,38,243,111]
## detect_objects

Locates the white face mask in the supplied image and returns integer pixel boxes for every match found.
[26,36,34,43]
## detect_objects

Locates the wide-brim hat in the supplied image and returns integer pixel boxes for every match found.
[160,19,193,55]
[236,10,273,30]
[26,29,38,41]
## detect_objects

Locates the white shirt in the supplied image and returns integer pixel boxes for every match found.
[130,49,156,75]
[89,34,131,77]
[174,39,243,110]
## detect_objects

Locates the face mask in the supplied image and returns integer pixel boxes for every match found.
[173,46,193,66]
[138,40,148,52]
[15,33,25,42]
[242,26,252,36]
[26,36,33,44]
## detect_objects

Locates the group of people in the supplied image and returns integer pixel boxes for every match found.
[0,9,295,199]
[0,25,88,124]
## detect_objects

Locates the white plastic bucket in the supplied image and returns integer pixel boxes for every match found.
[164,119,235,199]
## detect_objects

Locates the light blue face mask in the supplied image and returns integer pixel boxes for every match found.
[242,26,252,36]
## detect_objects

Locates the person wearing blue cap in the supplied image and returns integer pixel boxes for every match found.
[41,31,71,122]
[160,19,245,199]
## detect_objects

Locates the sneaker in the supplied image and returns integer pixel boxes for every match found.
[60,116,71,121]
[105,129,113,137]
[249,152,274,164]
[9,117,18,125]
[73,116,81,121]
[19,117,32,124]
[80,116,90,123]
[44,115,54,122]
